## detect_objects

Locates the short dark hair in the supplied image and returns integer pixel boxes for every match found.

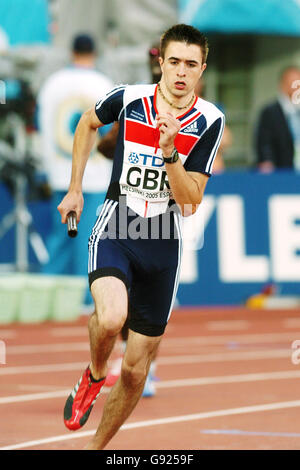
[72,34,95,54]
[160,24,209,64]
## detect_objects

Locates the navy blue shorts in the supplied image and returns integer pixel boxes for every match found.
[88,198,182,336]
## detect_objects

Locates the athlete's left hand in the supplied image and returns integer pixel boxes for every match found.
[156,113,181,156]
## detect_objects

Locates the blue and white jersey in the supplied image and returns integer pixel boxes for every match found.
[95,83,225,217]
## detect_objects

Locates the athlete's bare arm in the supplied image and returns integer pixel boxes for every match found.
[157,112,208,216]
[57,107,103,223]
[168,166,208,216]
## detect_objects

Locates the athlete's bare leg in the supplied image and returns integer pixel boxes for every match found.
[85,329,162,450]
[88,277,128,380]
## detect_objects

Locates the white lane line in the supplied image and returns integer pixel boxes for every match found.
[1,369,300,405]
[206,321,250,331]
[0,389,71,404]
[162,331,300,346]
[0,348,294,375]
[0,330,16,339]
[50,327,88,337]
[2,399,300,450]
[0,362,88,376]
[17,385,67,393]
[156,370,300,389]
[7,343,89,355]
[48,328,300,345]
[6,331,300,356]
[158,349,292,365]
[283,319,300,329]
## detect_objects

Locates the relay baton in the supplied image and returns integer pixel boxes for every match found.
[67,211,78,238]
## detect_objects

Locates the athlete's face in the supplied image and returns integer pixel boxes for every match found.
[159,41,206,98]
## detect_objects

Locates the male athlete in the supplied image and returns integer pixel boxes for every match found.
[58,24,224,450]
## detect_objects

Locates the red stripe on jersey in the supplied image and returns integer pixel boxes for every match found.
[175,133,198,155]
[125,119,198,156]
[144,200,148,217]
[143,97,152,125]
[176,96,198,120]
[181,111,201,129]
[153,85,159,115]
[125,120,157,148]
[154,127,160,155]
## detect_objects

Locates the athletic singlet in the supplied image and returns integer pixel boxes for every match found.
[95,83,225,218]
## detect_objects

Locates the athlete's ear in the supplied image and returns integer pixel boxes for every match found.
[201,63,207,74]
[159,56,164,69]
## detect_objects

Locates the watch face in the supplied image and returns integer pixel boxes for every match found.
[172,150,179,162]
[163,148,178,162]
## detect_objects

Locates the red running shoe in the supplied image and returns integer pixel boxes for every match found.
[64,366,105,431]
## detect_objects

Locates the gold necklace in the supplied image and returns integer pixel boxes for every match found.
[157,82,195,110]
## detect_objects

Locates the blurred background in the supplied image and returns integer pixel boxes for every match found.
[0,0,300,323]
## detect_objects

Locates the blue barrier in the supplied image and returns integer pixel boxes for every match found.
[0,0,50,46]
[1,170,300,305]
[178,170,300,305]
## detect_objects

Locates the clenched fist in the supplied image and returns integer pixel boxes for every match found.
[156,113,181,156]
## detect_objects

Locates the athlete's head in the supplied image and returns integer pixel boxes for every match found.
[160,24,209,65]
[159,24,208,99]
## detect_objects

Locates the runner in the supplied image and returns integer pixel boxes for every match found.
[58,23,224,450]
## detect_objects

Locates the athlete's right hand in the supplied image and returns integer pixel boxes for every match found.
[57,190,84,224]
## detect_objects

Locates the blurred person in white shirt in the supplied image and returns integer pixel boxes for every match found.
[37,34,114,306]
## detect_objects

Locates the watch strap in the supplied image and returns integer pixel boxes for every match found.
[163,148,179,163]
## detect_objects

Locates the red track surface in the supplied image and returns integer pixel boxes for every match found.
[1,306,300,450]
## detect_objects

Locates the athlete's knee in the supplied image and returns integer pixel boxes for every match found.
[101,317,125,337]
[96,305,127,337]
[120,359,148,389]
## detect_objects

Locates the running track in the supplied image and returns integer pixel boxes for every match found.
[1,307,300,450]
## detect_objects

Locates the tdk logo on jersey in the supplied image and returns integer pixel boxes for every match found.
[183,122,198,134]
[125,152,168,192]
[128,152,139,164]
[127,153,164,167]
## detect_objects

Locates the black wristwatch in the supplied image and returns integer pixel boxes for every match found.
[163,148,179,164]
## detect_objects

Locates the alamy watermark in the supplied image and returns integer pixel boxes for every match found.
[0,340,6,364]
[0,80,6,104]
[291,340,300,365]
[94,201,205,250]
[292,80,300,105]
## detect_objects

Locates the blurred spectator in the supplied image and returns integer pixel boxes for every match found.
[255,66,300,172]
[195,77,232,173]
[37,33,114,306]
[148,44,161,83]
